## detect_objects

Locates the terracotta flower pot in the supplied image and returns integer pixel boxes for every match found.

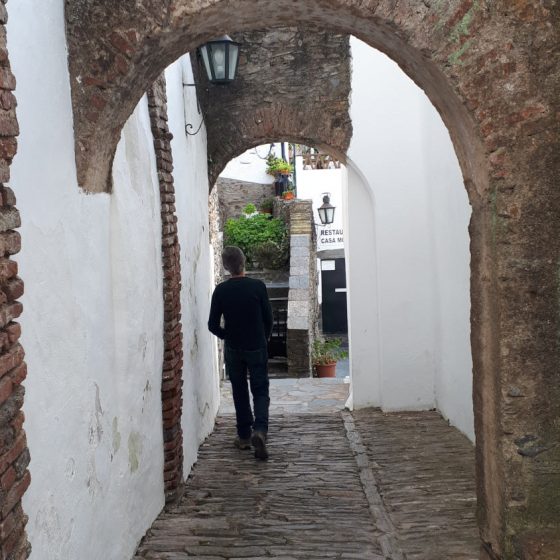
[283,191,295,200]
[315,362,336,378]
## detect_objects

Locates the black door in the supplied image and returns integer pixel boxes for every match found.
[321,258,348,334]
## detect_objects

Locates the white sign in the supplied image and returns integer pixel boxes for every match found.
[318,227,344,249]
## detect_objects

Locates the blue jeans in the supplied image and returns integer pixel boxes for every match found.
[225,344,269,439]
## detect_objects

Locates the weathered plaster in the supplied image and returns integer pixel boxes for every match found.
[8,1,166,558]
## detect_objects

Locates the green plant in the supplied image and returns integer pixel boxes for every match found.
[243,203,257,214]
[259,198,274,212]
[252,238,289,270]
[224,213,287,268]
[312,338,348,365]
[266,155,293,176]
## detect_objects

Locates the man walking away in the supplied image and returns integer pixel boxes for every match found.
[208,246,273,460]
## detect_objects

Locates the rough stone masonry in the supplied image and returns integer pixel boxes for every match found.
[193,27,352,186]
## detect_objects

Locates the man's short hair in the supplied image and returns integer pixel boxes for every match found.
[222,246,246,275]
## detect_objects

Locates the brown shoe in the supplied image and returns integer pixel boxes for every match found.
[234,436,251,450]
[251,431,269,460]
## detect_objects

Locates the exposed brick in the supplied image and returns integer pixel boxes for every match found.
[0,433,26,476]
[0,91,16,111]
[9,411,23,434]
[0,67,15,91]
[0,208,20,233]
[1,186,16,207]
[5,323,21,345]
[0,302,22,330]
[0,344,23,379]
[1,469,29,517]
[0,231,20,256]
[0,138,16,161]
[0,386,24,433]
[0,464,15,490]
[3,278,23,301]
[0,506,21,541]
[9,363,26,386]
[147,75,184,501]
[0,375,11,406]
[0,258,16,280]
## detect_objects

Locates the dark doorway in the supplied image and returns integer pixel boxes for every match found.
[321,258,348,334]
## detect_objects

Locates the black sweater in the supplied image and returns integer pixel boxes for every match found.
[208,276,273,351]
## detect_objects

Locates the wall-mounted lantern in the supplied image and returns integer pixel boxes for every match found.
[318,193,336,225]
[198,35,240,84]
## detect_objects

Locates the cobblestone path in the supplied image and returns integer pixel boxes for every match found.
[135,389,478,559]
[353,410,479,560]
[135,414,384,559]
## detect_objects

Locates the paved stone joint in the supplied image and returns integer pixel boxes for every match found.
[342,411,404,560]
[135,407,478,559]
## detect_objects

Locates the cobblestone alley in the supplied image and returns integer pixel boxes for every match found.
[134,380,479,560]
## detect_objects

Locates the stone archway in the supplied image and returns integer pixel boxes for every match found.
[61,2,559,558]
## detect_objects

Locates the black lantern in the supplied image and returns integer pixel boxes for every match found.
[318,193,335,225]
[198,35,240,84]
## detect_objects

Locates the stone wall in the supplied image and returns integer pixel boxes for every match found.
[0,1,30,557]
[286,200,318,377]
[195,28,352,186]
[147,76,184,502]
[216,177,274,225]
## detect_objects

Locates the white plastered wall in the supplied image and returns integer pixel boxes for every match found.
[347,37,474,440]
[165,58,220,476]
[7,2,219,558]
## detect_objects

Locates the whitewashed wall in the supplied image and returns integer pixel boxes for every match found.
[421,107,473,440]
[165,59,220,476]
[221,146,275,184]
[7,1,219,559]
[347,37,474,440]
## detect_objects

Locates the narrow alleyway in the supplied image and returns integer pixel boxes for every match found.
[134,381,478,560]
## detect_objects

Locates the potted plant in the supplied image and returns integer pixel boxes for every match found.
[259,197,274,215]
[312,338,348,378]
[282,186,295,201]
[267,155,294,197]
[266,155,294,177]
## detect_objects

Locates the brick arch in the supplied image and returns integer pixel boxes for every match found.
[64,2,560,558]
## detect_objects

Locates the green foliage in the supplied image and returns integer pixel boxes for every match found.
[266,154,293,176]
[252,239,289,270]
[224,213,288,269]
[243,203,257,214]
[312,338,348,365]
[259,197,274,212]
